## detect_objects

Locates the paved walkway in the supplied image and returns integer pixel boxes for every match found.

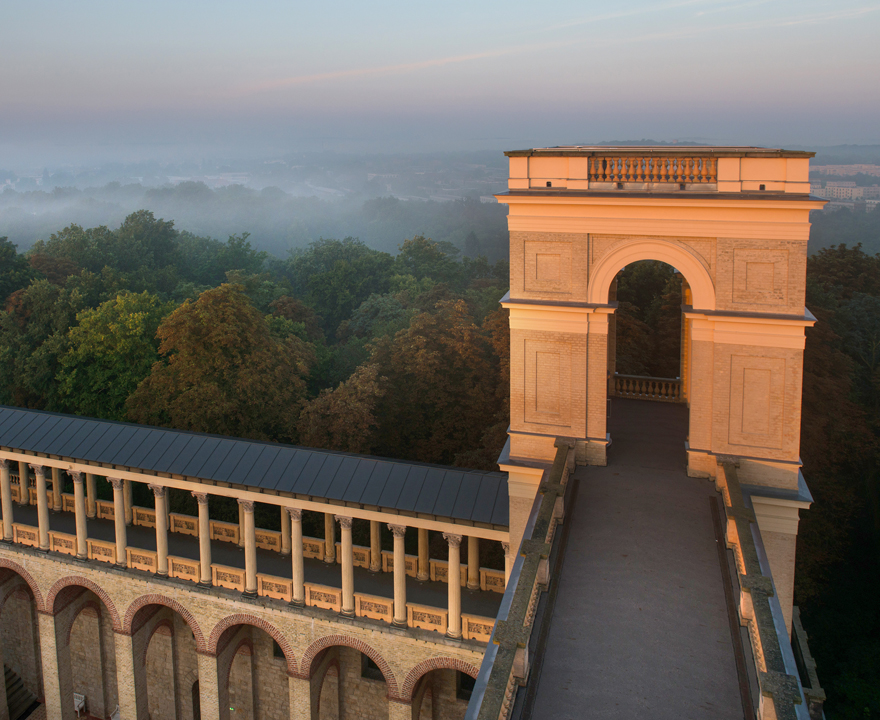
[530,399,744,719]
[11,505,502,619]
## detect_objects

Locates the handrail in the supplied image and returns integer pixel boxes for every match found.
[717,461,811,720]
[612,373,683,403]
[588,155,717,184]
[465,440,574,720]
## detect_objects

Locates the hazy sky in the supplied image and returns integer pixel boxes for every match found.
[2,0,878,164]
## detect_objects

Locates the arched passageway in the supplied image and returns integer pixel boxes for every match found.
[214,621,292,720]
[410,668,477,720]
[49,582,121,720]
[305,642,393,720]
[128,600,202,720]
[0,569,42,720]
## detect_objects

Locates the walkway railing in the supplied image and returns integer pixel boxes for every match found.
[464,440,573,720]
[612,373,683,403]
[717,461,813,720]
[588,155,717,184]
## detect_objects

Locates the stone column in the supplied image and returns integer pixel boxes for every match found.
[337,515,355,616]
[86,472,97,518]
[503,542,511,584]
[17,461,29,506]
[196,651,221,720]
[369,520,381,572]
[37,612,64,720]
[239,499,257,596]
[150,484,169,576]
[0,459,14,542]
[288,508,305,606]
[417,528,429,581]
[31,464,49,551]
[108,477,127,567]
[281,506,291,555]
[389,524,407,627]
[114,631,148,720]
[72,471,88,560]
[123,479,133,525]
[467,536,480,590]
[238,500,245,548]
[51,466,62,511]
[193,492,212,585]
[324,512,336,563]
[445,533,462,639]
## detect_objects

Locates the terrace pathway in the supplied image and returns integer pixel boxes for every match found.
[529,399,747,719]
[11,503,503,619]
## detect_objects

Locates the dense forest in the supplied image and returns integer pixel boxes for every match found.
[1,207,878,717]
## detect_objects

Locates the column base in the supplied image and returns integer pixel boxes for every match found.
[156,571,168,577]
[289,598,305,608]
[323,557,336,564]
[339,609,355,618]
[75,555,88,562]
[369,566,381,573]
[198,580,213,589]
[417,574,429,582]
[1,538,13,544]
[445,631,462,640]
[466,582,479,591]
[392,620,407,629]
[116,561,127,569]
[241,590,257,599]
[39,546,49,553]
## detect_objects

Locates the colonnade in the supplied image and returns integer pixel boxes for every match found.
[0,459,505,640]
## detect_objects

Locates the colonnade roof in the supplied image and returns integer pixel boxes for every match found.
[0,405,509,526]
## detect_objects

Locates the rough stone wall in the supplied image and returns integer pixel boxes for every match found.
[318,667,338,720]
[68,603,119,717]
[429,670,467,720]
[336,647,386,720]
[1,589,41,696]
[252,632,289,720]
[146,625,177,720]
[172,614,198,720]
[228,649,254,720]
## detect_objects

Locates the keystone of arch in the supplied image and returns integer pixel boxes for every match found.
[587,238,716,311]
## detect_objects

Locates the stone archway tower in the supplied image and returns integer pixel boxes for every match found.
[496,147,825,627]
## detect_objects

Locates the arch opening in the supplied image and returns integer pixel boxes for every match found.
[307,645,392,720]
[130,602,201,720]
[215,623,289,720]
[0,571,42,718]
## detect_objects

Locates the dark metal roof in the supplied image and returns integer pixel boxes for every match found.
[0,405,509,527]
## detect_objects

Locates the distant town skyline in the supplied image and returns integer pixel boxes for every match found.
[2,0,879,165]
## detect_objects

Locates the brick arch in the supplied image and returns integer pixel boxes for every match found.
[402,657,481,700]
[46,576,122,632]
[300,635,399,699]
[0,558,44,612]
[207,613,297,676]
[122,594,206,653]
[64,600,102,647]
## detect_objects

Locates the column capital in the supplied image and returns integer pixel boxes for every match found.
[286,507,302,521]
[237,499,254,513]
[443,533,462,548]
[70,470,83,484]
[148,483,165,498]
[335,515,353,529]
[387,523,407,538]
[0,459,8,471]
[107,477,124,490]
[191,492,209,505]
[28,464,44,477]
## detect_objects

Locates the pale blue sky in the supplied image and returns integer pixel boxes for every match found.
[1,0,878,162]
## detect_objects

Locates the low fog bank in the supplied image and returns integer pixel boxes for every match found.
[0,152,510,261]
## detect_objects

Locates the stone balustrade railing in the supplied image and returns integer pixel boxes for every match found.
[588,155,717,184]
[612,373,683,403]
[465,440,573,720]
[716,461,812,720]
